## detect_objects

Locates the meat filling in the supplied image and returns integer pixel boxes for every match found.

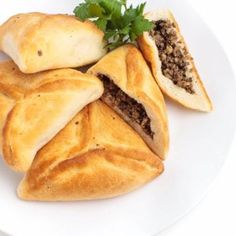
[99,75,154,139]
[150,19,195,94]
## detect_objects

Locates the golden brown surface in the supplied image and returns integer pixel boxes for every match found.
[88,45,169,159]
[138,10,212,112]
[18,101,164,201]
[0,60,104,172]
[0,13,106,73]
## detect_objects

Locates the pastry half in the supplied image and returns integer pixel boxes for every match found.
[138,10,212,112]
[0,13,106,73]
[88,45,169,159]
[18,101,164,201]
[0,61,103,172]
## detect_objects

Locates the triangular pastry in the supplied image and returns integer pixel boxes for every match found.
[89,45,169,159]
[0,61,103,172]
[18,101,164,201]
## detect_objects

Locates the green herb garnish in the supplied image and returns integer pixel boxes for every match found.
[73,0,154,50]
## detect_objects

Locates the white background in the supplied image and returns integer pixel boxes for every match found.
[160,0,236,235]
[0,0,235,236]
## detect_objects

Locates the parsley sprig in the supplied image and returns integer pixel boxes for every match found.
[73,0,154,50]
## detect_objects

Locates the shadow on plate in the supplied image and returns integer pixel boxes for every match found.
[0,231,10,236]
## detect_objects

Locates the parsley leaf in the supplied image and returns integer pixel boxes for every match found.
[88,3,104,18]
[94,18,107,31]
[132,16,154,37]
[73,0,153,50]
[73,4,90,20]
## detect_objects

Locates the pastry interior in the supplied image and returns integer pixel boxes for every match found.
[150,19,195,94]
[98,74,154,139]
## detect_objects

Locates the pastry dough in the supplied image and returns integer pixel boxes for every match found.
[0,60,103,172]
[0,13,106,73]
[18,101,164,201]
[138,10,212,112]
[89,45,169,159]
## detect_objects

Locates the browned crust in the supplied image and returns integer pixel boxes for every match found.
[0,13,104,39]
[138,10,213,112]
[0,13,106,73]
[20,148,163,200]
[2,107,18,169]
[0,83,24,100]
[18,101,164,201]
[0,60,103,172]
[88,44,169,159]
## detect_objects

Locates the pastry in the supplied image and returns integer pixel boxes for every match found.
[89,45,169,159]
[0,60,103,172]
[0,13,106,73]
[138,10,212,111]
[18,101,164,201]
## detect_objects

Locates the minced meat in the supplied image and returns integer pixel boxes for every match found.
[150,19,195,94]
[99,75,154,139]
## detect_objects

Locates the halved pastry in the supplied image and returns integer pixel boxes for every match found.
[0,13,106,73]
[18,101,164,201]
[88,45,169,159]
[0,60,103,172]
[138,10,212,112]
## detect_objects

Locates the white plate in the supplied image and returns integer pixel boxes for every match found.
[0,0,236,236]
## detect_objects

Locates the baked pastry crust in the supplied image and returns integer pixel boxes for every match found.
[18,101,164,201]
[0,13,106,73]
[88,45,169,159]
[138,10,212,112]
[0,60,103,172]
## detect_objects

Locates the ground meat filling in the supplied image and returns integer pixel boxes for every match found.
[99,75,154,139]
[150,19,195,94]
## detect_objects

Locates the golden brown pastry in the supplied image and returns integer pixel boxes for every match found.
[138,10,212,112]
[0,60,103,172]
[0,86,21,156]
[0,13,106,73]
[88,45,169,160]
[18,101,164,201]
